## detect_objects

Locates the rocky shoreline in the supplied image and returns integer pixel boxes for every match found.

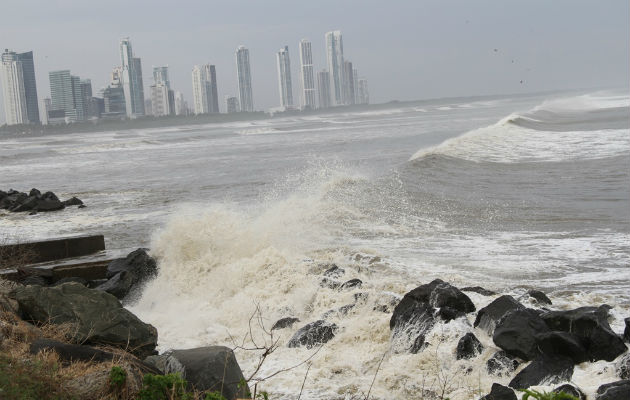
[1,249,629,399]
[1,188,85,214]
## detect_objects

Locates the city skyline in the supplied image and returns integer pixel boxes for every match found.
[0,1,628,124]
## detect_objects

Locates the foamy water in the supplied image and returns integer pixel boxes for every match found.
[1,89,629,399]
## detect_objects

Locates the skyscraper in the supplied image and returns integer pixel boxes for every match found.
[357,78,369,105]
[317,70,331,109]
[325,31,344,106]
[191,64,218,114]
[276,46,293,108]
[1,49,40,125]
[174,91,187,116]
[236,46,253,112]
[150,65,174,117]
[225,96,239,113]
[299,39,316,110]
[343,60,355,105]
[120,37,145,118]
[102,66,126,118]
[49,70,85,122]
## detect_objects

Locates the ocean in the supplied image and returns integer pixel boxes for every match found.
[1,89,628,399]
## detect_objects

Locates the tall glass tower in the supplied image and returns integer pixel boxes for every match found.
[236,46,253,112]
[299,39,316,110]
[1,49,40,125]
[120,37,145,118]
[325,31,344,106]
[276,46,293,108]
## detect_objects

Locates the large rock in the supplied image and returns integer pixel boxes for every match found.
[527,289,552,305]
[486,351,520,376]
[287,320,337,349]
[428,281,475,314]
[97,248,157,300]
[493,308,549,361]
[456,332,483,360]
[508,354,574,389]
[618,353,630,379]
[624,317,630,343]
[541,306,627,362]
[272,317,300,331]
[13,282,157,357]
[461,286,497,296]
[480,383,517,400]
[535,331,590,364]
[554,384,585,400]
[474,295,524,334]
[164,346,249,400]
[595,380,630,400]
[390,301,436,353]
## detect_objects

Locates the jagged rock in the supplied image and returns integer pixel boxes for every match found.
[97,249,157,300]
[493,308,549,360]
[62,197,83,206]
[618,353,630,379]
[163,347,249,399]
[287,320,337,349]
[390,300,436,353]
[53,277,88,286]
[487,350,520,376]
[14,282,157,358]
[474,295,524,334]
[41,191,59,202]
[437,306,465,322]
[144,354,168,374]
[340,278,362,290]
[535,331,590,364]
[35,199,65,212]
[30,338,114,363]
[480,383,517,400]
[527,289,552,305]
[11,196,38,212]
[410,334,428,354]
[28,188,41,197]
[541,305,627,362]
[554,384,585,400]
[461,286,497,296]
[624,317,630,343]
[271,317,300,330]
[595,380,630,400]
[429,281,475,313]
[456,332,483,360]
[323,265,345,278]
[319,277,341,289]
[508,354,574,389]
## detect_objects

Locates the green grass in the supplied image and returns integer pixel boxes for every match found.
[0,352,71,400]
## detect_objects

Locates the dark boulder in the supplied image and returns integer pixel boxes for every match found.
[35,199,65,212]
[480,383,517,400]
[437,306,465,322]
[390,301,436,353]
[271,317,300,330]
[287,320,337,349]
[508,354,574,389]
[323,265,344,278]
[553,384,585,400]
[28,188,41,198]
[164,346,249,400]
[30,338,114,364]
[41,191,60,202]
[461,286,497,296]
[96,271,134,300]
[456,332,483,360]
[98,249,158,300]
[340,278,362,290]
[11,196,38,212]
[474,295,524,334]
[541,305,627,362]
[410,334,428,354]
[13,282,157,358]
[493,308,549,360]
[595,380,630,400]
[486,351,520,376]
[624,317,630,343]
[428,280,475,313]
[535,331,590,364]
[62,197,83,206]
[527,289,552,305]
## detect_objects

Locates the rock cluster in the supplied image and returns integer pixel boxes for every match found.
[0,188,84,214]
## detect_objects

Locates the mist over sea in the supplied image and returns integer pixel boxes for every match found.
[1,89,629,398]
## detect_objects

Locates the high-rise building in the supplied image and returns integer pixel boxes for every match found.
[353,68,359,103]
[1,49,40,125]
[299,39,316,110]
[101,66,126,118]
[276,46,293,109]
[150,65,174,117]
[49,70,85,122]
[40,98,51,125]
[236,46,253,112]
[225,96,239,113]
[191,64,218,114]
[120,37,145,118]
[79,79,96,119]
[343,60,355,105]
[325,31,344,106]
[317,70,331,109]
[174,91,187,116]
[357,78,369,105]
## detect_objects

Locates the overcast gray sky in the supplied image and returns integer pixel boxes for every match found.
[1,0,628,123]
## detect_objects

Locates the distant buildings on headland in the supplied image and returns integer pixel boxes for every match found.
[1,30,369,127]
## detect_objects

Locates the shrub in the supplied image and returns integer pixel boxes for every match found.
[0,352,70,400]
[110,365,127,388]
[520,389,579,400]
[138,373,192,400]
